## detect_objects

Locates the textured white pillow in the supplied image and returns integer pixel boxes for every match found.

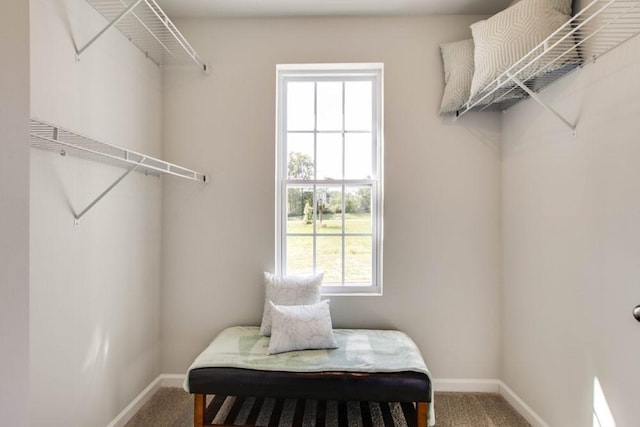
[439,39,475,114]
[259,272,323,336]
[267,300,338,355]
[469,0,574,99]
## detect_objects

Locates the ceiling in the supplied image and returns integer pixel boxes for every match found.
[156,0,512,19]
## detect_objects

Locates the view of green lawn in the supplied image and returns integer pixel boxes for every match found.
[286,213,372,284]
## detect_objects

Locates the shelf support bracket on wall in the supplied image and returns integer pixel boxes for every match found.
[74,158,146,226]
[30,119,207,226]
[77,0,209,72]
[506,72,577,136]
[76,0,144,59]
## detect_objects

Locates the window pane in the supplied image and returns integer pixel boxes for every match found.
[345,81,372,131]
[316,133,342,179]
[286,236,313,275]
[317,81,342,131]
[287,133,314,180]
[344,133,372,179]
[287,82,314,131]
[278,66,382,292]
[286,186,314,233]
[344,186,372,234]
[316,236,342,285]
[345,236,372,285]
[316,186,342,234]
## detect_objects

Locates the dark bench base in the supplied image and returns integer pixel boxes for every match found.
[189,368,430,427]
[193,394,429,427]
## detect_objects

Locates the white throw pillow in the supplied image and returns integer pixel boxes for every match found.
[267,300,338,355]
[469,0,574,99]
[439,38,475,114]
[259,272,323,336]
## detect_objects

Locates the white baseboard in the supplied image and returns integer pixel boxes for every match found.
[433,378,501,393]
[108,375,548,427]
[106,375,162,427]
[106,374,186,427]
[161,373,186,388]
[433,378,549,427]
[498,381,550,427]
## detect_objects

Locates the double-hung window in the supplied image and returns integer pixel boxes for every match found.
[276,64,383,295]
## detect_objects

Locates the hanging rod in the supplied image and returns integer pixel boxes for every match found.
[30,118,208,225]
[456,0,640,131]
[77,0,209,72]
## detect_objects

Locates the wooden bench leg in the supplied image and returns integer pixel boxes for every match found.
[416,401,428,427]
[194,393,206,427]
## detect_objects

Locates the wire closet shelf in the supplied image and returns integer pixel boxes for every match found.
[456,0,640,119]
[78,0,208,71]
[30,118,208,183]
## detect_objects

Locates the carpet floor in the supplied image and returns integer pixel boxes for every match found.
[125,388,530,427]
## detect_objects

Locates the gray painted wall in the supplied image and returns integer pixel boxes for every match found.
[26,4,640,425]
[29,0,163,425]
[0,1,30,425]
[161,16,503,381]
[502,33,640,426]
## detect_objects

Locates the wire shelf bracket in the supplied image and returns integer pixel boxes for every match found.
[30,118,208,225]
[507,72,577,135]
[76,0,209,73]
[455,0,640,133]
[72,158,144,226]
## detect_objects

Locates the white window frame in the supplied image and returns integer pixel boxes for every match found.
[276,63,384,295]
